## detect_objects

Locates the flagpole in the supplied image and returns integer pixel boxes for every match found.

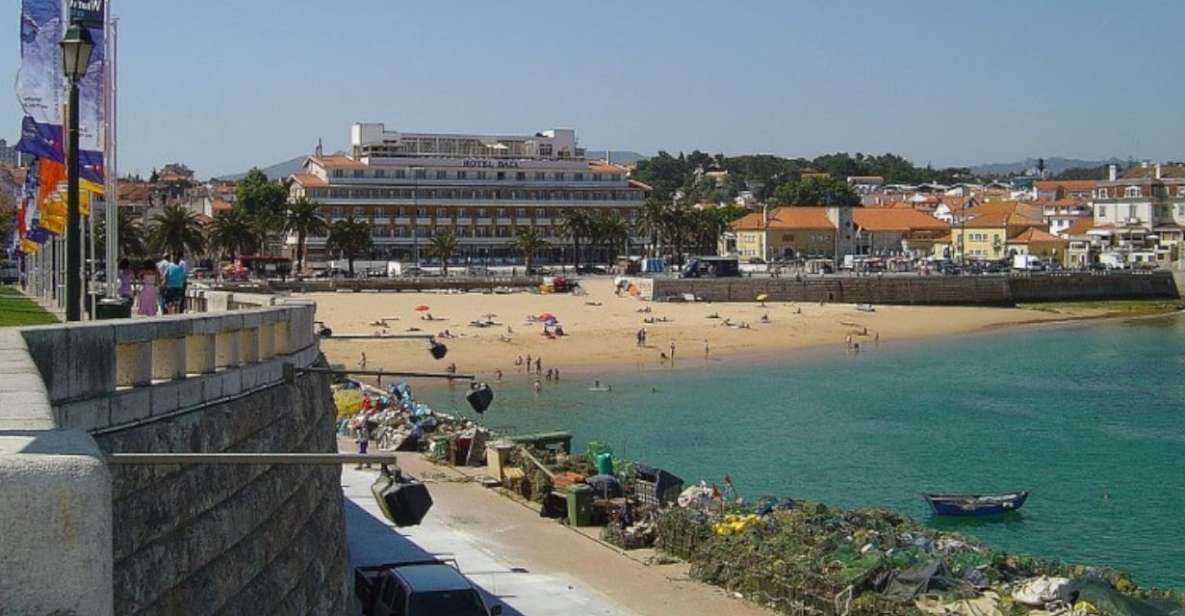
[104,11,118,299]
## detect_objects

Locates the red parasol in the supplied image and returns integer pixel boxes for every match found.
[538,312,556,321]
[414,304,430,312]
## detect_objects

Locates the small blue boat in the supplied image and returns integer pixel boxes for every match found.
[923,491,1029,516]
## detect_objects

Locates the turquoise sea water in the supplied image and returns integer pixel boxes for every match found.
[418,315,1185,588]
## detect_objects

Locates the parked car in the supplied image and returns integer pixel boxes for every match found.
[0,261,19,284]
[576,265,608,275]
[355,561,502,616]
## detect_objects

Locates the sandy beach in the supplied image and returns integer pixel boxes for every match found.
[306,277,1121,379]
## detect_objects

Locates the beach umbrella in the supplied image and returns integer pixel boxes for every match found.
[415,304,430,312]
[756,293,769,306]
[538,312,556,321]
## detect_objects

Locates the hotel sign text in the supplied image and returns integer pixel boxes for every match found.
[462,160,520,169]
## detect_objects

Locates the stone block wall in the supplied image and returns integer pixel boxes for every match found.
[643,272,1180,305]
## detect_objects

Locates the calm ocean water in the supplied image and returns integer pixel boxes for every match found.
[419,314,1185,588]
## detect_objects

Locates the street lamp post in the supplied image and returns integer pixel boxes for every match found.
[410,166,424,266]
[61,20,95,322]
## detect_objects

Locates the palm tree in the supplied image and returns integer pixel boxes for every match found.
[249,207,284,257]
[207,208,255,261]
[512,226,547,273]
[148,204,205,258]
[592,211,629,266]
[326,217,372,277]
[639,199,669,259]
[284,197,328,273]
[558,209,591,270]
[96,208,146,259]
[428,231,458,276]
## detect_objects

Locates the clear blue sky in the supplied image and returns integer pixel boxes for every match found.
[4,0,1184,178]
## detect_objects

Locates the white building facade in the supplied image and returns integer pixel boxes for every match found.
[288,123,649,265]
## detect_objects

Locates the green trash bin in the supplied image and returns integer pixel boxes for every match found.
[95,297,132,320]
[567,484,594,527]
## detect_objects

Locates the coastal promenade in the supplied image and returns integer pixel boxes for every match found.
[343,448,776,616]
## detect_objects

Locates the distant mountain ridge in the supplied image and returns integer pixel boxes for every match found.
[968,157,1124,176]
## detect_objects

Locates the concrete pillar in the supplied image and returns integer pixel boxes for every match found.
[115,342,153,387]
[185,334,216,375]
[240,327,260,365]
[258,323,275,360]
[151,337,187,381]
[214,331,240,370]
[274,321,290,356]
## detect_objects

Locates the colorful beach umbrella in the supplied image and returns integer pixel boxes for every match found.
[538,312,556,321]
[415,304,430,312]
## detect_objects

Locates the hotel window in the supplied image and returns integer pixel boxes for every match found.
[1128,205,1137,219]
[516,208,527,217]
[574,173,585,181]
[354,207,366,216]
[416,207,427,217]
[477,208,488,217]
[536,208,546,217]
[496,171,506,181]
[593,173,603,182]
[414,168,427,180]
[386,207,397,217]
[436,170,447,180]
[553,172,564,181]
[1096,188,1107,198]
[535,172,546,181]
[374,169,385,178]
[456,171,467,180]
[436,208,447,217]
[476,171,487,180]
[353,169,364,178]
[394,169,405,179]
[611,174,622,181]
[1098,206,1107,217]
[1178,205,1185,216]
[332,169,344,177]
[497,208,507,217]
[1125,186,1141,198]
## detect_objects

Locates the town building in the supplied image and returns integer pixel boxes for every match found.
[1086,163,1185,268]
[1034,179,1097,202]
[846,176,884,194]
[729,206,946,262]
[933,201,1051,262]
[0,138,20,166]
[287,123,650,264]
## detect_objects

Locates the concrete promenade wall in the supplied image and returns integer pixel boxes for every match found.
[1,299,350,615]
[640,271,1180,306]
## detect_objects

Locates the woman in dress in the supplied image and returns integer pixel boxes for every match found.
[136,259,160,316]
[117,258,134,300]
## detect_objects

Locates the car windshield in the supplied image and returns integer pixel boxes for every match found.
[408,590,486,616]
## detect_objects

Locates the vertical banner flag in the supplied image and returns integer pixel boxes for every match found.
[70,0,107,184]
[15,0,64,162]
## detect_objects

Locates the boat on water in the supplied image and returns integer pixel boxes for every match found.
[923,491,1029,516]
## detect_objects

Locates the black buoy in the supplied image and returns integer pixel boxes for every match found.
[466,382,494,414]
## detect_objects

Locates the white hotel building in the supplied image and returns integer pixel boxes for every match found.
[287,123,650,265]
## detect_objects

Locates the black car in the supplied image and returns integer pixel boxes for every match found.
[356,561,502,616]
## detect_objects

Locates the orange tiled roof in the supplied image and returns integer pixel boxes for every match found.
[290,173,327,187]
[1049,196,1088,208]
[1008,227,1068,244]
[1064,217,1096,236]
[852,208,949,232]
[211,198,232,212]
[310,154,366,169]
[732,207,835,231]
[588,161,630,174]
[628,179,652,191]
[962,201,1043,228]
[1118,165,1185,180]
[1034,180,1098,192]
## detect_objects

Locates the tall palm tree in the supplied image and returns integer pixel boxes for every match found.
[207,208,255,261]
[284,197,328,273]
[638,199,669,259]
[557,209,591,270]
[512,226,547,273]
[326,216,372,277]
[148,204,205,258]
[592,211,629,266]
[96,208,146,259]
[428,231,458,276]
[249,207,285,257]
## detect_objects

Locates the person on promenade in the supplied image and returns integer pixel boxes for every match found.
[176,253,190,312]
[358,351,367,370]
[162,253,187,314]
[535,357,542,374]
[136,259,160,317]
[354,418,371,470]
[117,259,134,300]
[704,339,710,359]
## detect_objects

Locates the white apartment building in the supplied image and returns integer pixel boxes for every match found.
[1087,163,1185,268]
[288,123,649,265]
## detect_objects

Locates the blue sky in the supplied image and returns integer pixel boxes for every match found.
[4,0,1184,178]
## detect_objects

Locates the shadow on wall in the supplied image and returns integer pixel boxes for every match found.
[343,498,526,616]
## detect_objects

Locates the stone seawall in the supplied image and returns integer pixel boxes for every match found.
[642,272,1180,306]
[95,368,348,615]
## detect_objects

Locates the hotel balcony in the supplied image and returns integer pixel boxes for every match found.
[534,218,553,225]
[435,217,453,225]
[496,218,514,225]
[394,217,411,225]
[415,217,432,225]
[476,218,493,225]
[455,217,472,225]
[374,217,390,224]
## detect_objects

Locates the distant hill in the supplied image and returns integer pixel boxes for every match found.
[583,150,647,163]
[217,155,307,181]
[969,157,1124,177]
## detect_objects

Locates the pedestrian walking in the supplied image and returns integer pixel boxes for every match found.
[358,351,367,369]
[704,338,710,359]
[669,340,676,363]
[354,419,371,469]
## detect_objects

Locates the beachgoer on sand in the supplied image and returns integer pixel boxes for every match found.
[358,352,367,370]
[495,369,503,382]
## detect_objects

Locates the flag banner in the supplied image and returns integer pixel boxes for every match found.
[15,0,64,159]
[21,238,41,254]
[37,158,65,210]
[26,225,52,244]
[72,0,107,182]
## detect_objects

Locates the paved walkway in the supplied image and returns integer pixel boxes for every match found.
[342,450,774,616]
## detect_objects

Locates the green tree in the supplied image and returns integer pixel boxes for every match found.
[591,210,629,266]
[512,226,547,273]
[96,209,147,259]
[558,209,592,269]
[235,168,289,255]
[284,197,328,272]
[148,204,205,258]
[771,175,860,207]
[638,199,670,258]
[326,216,372,277]
[428,231,458,276]
[207,208,255,261]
